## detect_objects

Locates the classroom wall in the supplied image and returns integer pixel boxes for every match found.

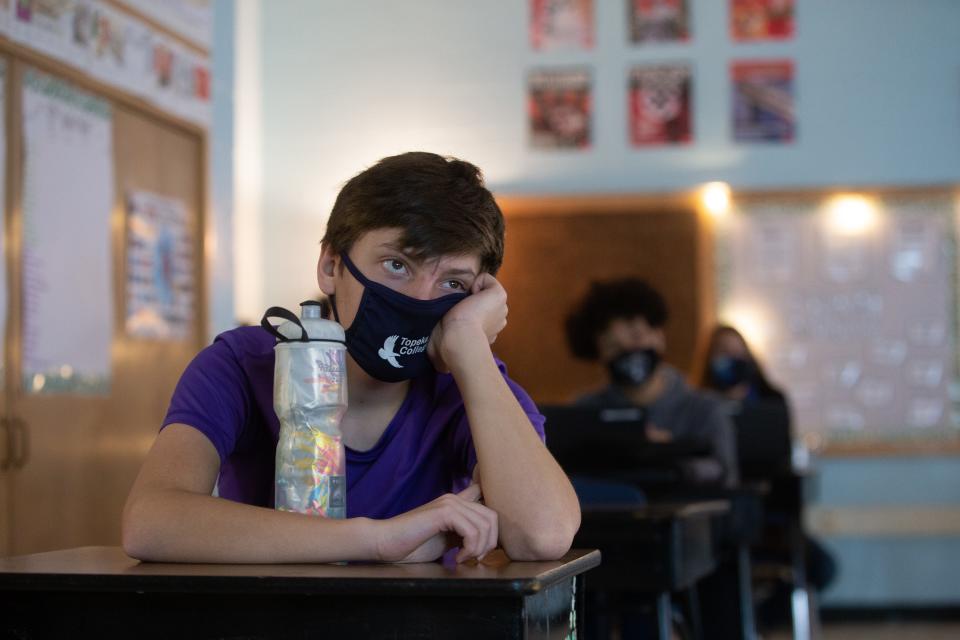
[235,0,960,606]
[209,0,235,338]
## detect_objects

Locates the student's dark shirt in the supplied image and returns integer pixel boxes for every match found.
[576,365,739,486]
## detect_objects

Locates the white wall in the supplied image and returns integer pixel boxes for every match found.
[209,0,236,337]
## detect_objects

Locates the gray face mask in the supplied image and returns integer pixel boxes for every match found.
[607,348,661,387]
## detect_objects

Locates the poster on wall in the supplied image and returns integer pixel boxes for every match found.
[629,63,692,146]
[629,0,689,44]
[731,0,794,41]
[731,59,795,143]
[126,190,195,340]
[528,68,592,149]
[21,69,114,395]
[530,0,593,50]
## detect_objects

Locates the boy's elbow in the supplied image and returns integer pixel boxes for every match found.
[509,511,581,561]
[121,495,157,561]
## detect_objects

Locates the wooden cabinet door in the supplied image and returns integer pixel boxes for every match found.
[0,415,8,557]
[6,63,205,555]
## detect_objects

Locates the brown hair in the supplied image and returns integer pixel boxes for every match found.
[320,152,505,274]
[564,278,669,361]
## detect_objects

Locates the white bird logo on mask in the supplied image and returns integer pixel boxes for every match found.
[378,335,403,368]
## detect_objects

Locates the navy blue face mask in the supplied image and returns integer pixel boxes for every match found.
[709,355,755,391]
[330,252,468,383]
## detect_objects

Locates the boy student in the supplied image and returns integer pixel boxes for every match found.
[123,152,581,564]
[565,278,738,487]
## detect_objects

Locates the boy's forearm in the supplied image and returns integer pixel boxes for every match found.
[449,339,581,560]
[122,488,378,564]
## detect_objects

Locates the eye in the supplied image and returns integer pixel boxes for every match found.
[441,279,465,291]
[381,259,408,275]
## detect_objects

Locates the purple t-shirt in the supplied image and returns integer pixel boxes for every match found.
[162,326,546,519]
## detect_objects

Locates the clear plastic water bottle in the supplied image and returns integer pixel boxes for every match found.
[263,301,348,518]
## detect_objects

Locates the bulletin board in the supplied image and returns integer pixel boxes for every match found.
[716,188,960,455]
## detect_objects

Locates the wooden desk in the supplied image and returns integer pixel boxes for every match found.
[0,546,601,639]
[574,501,728,640]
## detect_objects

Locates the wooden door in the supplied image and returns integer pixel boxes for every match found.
[0,53,12,557]
[6,62,205,555]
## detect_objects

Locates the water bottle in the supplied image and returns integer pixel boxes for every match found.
[261,301,348,518]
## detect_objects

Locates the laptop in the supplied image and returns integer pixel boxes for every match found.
[540,404,706,481]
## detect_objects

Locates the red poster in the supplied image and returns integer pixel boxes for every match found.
[731,0,794,41]
[528,68,592,149]
[629,0,690,44]
[629,64,692,146]
[530,0,594,50]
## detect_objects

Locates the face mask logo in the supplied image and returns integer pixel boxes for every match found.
[332,252,468,382]
[608,348,661,387]
[378,335,403,368]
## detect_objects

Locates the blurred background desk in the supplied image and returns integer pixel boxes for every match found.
[0,546,600,639]
[574,500,729,640]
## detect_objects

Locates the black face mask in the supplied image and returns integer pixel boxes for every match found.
[331,252,468,383]
[607,348,661,387]
[709,355,755,391]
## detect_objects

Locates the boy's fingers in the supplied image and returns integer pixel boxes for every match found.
[457,483,482,502]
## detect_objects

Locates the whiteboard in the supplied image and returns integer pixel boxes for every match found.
[716,192,958,446]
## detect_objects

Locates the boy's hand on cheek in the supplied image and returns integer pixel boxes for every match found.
[428,274,507,372]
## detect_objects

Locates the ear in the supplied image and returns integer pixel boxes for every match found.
[317,244,339,295]
[652,327,667,353]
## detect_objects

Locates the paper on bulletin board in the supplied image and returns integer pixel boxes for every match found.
[117,0,213,51]
[0,0,212,128]
[0,0,10,37]
[125,190,195,340]
[21,69,114,395]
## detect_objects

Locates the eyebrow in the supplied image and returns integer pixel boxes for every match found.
[440,267,479,279]
[376,243,479,279]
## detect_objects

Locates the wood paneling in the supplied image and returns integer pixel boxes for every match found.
[493,195,715,405]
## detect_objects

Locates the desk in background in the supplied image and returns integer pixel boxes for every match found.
[575,500,729,640]
[0,546,600,639]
